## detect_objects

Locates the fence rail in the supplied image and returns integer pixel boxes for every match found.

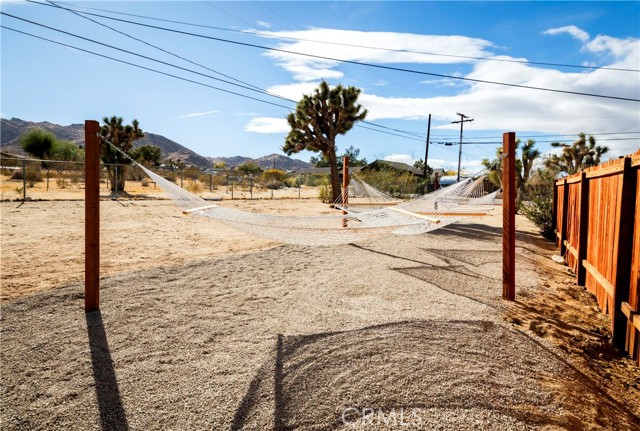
[554,150,640,365]
[0,157,318,201]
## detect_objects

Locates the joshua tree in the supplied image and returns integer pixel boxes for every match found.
[546,133,608,175]
[283,81,367,201]
[99,116,144,191]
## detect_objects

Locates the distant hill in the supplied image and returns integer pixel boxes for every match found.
[0,118,310,170]
[212,153,311,171]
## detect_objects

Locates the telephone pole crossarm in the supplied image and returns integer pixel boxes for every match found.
[451,112,474,182]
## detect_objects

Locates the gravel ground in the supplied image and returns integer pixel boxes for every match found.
[2,207,639,430]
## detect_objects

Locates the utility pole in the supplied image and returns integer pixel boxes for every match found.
[423,113,431,179]
[451,112,474,182]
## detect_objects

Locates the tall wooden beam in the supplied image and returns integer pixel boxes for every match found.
[502,132,516,301]
[342,156,349,228]
[85,120,101,312]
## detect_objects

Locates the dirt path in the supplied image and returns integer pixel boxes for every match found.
[1,201,638,430]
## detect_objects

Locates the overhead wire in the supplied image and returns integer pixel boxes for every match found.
[18,3,640,102]
[0,24,425,143]
[36,3,430,142]
[43,0,266,92]
[32,0,640,73]
[0,25,294,110]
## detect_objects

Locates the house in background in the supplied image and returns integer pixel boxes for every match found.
[359,160,425,177]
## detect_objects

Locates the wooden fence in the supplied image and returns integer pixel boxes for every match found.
[554,150,640,365]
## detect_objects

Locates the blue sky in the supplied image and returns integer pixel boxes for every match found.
[1,1,639,172]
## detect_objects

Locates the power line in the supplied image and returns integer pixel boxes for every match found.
[1,12,295,104]
[31,0,640,73]
[20,3,640,102]
[6,9,429,142]
[43,0,265,92]
[1,24,426,144]
[0,25,294,110]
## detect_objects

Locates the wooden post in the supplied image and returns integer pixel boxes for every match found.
[559,178,569,256]
[85,120,101,312]
[612,157,636,348]
[576,171,590,286]
[342,156,349,228]
[502,132,516,301]
[22,159,26,200]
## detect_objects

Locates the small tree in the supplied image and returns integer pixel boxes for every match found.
[284,81,367,201]
[236,161,262,176]
[51,140,83,162]
[520,168,555,240]
[546,133,608,175]
[130,144,161,167]
[99,116,144,191]
[19,129,57,159]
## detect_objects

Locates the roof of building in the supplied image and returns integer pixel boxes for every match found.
[361,159,424,176]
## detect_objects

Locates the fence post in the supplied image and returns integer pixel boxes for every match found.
[209,174,213,192]
[22,159,26,200]
[576,171,590,286]
[46,168,50,191]
[85,120,101,312]
[114,164,118,197]
[559,178,569,257]
[502,132,516,301]
[180,169,184,188]
[612,157,636,348]
[342,156,349,228]
[250,176,253,199]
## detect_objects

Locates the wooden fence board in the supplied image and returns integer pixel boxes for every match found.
[553,152,639,362]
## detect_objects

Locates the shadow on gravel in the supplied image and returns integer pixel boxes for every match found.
[86,310,129,431]
[231,320,640,430]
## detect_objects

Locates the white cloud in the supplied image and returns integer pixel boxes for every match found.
[266,82,322,100]
[256,20,271,28]
[258,28,494,81]
[544,25,590,43]
[245,117,289,134]
[257,30,638,159]
[585,35,639,59]
[178,110,219,119]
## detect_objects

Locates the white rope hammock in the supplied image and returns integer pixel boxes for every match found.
[104,137,497,245]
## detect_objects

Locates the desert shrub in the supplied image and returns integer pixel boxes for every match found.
[303,174,328,187]
[163,171,177,183]
[520,169,555,240]
[68,171,82,184]
[184,167,201,181]
[284,177,300,188]
[211,175,226,187]
[141,178,150,187]
[199,174,212,185]
[11,167,43,186]
[265,180,283,190]
[56,177,67,189]
[187,180,202,193]
[260,169,286,183]
[318,181,332,203]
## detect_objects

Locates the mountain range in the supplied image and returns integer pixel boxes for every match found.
[0,118,310,171]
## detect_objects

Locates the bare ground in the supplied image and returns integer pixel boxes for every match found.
[1,199,639,430]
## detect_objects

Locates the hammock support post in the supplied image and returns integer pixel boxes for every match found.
[502,132,516,301]
[342,156,349,227]
[85,120,101,312]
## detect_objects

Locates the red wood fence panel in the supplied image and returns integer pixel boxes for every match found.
[554,150,640,364]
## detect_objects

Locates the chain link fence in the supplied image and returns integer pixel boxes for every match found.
[1,156,322,201]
